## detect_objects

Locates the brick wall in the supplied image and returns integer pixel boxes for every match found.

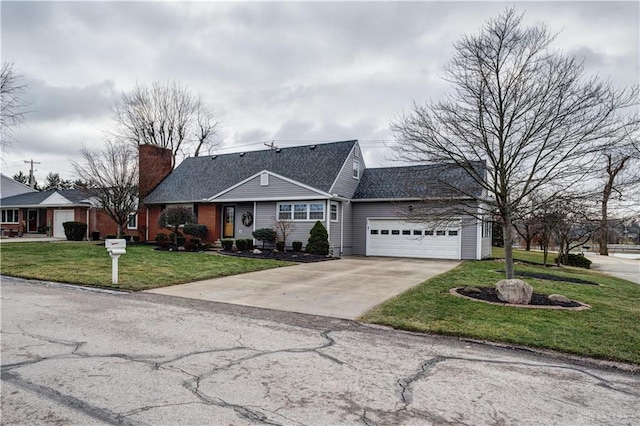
[139,144,173,201]
[144,203,221,243]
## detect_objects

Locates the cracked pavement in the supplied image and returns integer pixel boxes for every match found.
[2,277,639,425]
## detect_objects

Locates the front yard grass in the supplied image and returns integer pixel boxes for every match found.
[0,242,291,291]
[361,248,640,364]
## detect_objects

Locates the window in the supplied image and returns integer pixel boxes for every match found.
[127,213,138,229]
[352,160,360,179]
[381,230,389,235]
[330,203,338,222]
[402,230,411,235]
[309,203,324,220]
[277,202,325,221]
[436,230,446,236]
[294,204,307,220]
[413,230,422,235]
[482,218,492,238]
[448,230,458,236]
[425,230,434,236]
[391,230,400,235]
[1,209,19,223]
[354,145,360,158]
[370,229,379,235]
[278,204,292,220]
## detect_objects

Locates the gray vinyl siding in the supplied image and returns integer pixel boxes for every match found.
[341,202,353,256]
[460,217,477,260]
[328,201,340,256]
[351,202,405,256]
[216,174,324,201]
[481,235,492,258]
[329,144,364,199]
[352,201,480,259]
[254,200,326,250]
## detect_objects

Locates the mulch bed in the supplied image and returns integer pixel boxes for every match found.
[221,250,338,263]
[455,286,584,308]
[496,270,599,286]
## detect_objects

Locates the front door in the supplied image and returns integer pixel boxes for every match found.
[223,206,235,238]
[27,209,38,233]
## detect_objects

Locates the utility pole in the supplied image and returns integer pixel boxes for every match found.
[24,159,40,188]
[264,140,278,151]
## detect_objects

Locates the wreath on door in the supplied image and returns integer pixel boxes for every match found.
[242,211,253,227]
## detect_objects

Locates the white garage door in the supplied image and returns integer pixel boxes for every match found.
[367,219,461,260]
[53,210,75,238]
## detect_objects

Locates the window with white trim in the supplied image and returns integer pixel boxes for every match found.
[1,209,19,223]
[127,213,138,229]
[330,203,338,222]
[277,202,325,221]
[482,217,492,238]
[352,160,360,179]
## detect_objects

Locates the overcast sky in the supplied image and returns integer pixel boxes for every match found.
[1,1,638,183]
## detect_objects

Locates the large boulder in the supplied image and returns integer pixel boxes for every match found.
[495,279,533,304]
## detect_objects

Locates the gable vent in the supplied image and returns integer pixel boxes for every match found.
[310,145,316,150]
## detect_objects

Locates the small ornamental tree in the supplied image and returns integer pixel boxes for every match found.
[252,228,276,249]
[306,221,330,255]
[158,206,196,244]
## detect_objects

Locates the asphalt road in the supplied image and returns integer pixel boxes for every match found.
[2,277,639,425]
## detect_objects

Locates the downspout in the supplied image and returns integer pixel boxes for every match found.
[325,199,331,255]
[340,202,344,257]
[86,208,90,241]
[253,201,257,246]
[145,207,149,241]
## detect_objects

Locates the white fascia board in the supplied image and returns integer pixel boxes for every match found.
[208,170,332,201]
[351,196,476,203]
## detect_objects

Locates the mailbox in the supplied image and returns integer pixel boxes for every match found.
[105,239,126,284]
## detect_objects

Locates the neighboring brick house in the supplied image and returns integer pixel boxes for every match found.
[143,140,492,260]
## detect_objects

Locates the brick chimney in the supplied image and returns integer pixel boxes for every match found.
[138,144,173,201]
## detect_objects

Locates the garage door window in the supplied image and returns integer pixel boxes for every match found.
[381,230,389,235]
[448,230,458,236]
[413,230,422,235]
[436,230,446,236]
[425,230,434,235]
[391,230,400,235]
[371,229,379,235]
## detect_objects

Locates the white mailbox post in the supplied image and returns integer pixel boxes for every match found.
[105,239,126,284]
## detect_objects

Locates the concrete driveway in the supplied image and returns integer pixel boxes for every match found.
[586,253,640,284]
[147,256,460,319]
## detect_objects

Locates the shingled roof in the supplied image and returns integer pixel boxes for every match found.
[353,162,485,200]
[144,140,358,203]
[0,189,92,207]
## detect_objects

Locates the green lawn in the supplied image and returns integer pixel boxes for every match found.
[0,242,290,291]
[361,248,640,364]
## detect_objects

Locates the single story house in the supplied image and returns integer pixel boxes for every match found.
[0,186,135,239]
[141,140,492,260]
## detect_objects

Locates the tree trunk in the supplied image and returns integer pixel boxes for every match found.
[599,196,609,256]
[503,216,514,279]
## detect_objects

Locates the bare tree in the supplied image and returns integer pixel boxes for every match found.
[274,220,296,251]
[112,81,221,166]
[595,130,640,255]
[553,200,599,265]
[71,141,139,238]
[391,8,639,279]
[1,62,28,148]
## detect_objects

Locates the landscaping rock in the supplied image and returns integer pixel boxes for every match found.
[495,279,533,304]
[548,294,571,304]
[463,286,482,293]
[253,249,262,254]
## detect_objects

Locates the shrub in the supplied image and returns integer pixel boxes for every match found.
[252,228,277,249]
[236,239,248,251]
[555,253,592,269]
[221,239,234,251]
[306,221,329,255]
[183,224,208,238]
[190,238,201,246]
[158,206,196,243]
[132,236,141,243]
[155,233,169,243]
[105,234,117,240]
[292,241,303,252]
[62,221,87,241]
[275,241,285,252]
[176,236,186,245]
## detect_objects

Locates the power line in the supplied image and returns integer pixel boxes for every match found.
[23,159,40,188]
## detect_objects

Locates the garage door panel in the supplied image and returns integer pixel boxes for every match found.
[367,219,460,260]
[53,210,75,238]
